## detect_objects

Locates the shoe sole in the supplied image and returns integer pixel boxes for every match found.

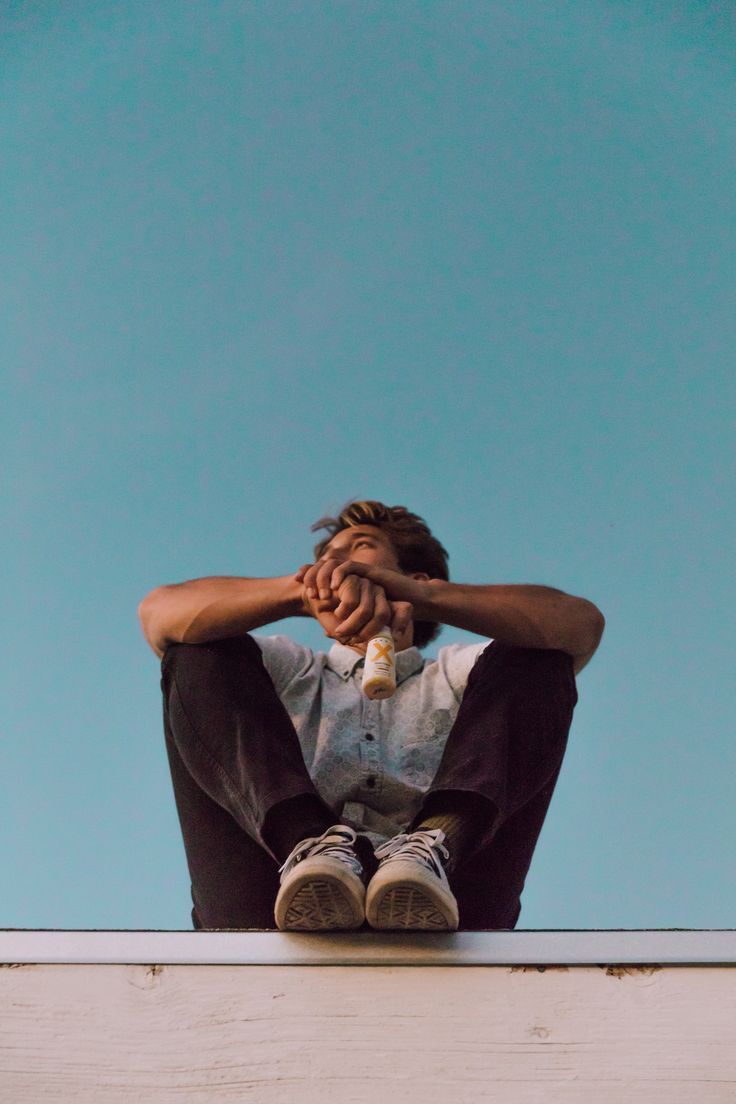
[366,875,459,931]
[275,870,365,932]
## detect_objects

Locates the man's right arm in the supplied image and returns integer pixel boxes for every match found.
[137,575,308,659]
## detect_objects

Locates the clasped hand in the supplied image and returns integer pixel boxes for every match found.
[295,558,413,645]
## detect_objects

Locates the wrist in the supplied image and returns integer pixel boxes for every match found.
[280,574,311,618]
[399,576,440,620]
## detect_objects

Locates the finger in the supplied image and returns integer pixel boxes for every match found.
[333,578,373,639]
[334,579,383,639]
[353,591,395,644]
[330,559,369,591]
[315,557,342,600]
[390,601,414,638]
[304,557,335,599]
[299,562,321,596]
[294,564,313,583]
[333,576,362,622]
[345,589,393,644]
[372,589,393,634]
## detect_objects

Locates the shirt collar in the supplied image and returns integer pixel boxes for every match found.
[326,642,424,685]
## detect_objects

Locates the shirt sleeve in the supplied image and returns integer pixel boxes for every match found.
[435,639,492,703]
[252,634,316,697]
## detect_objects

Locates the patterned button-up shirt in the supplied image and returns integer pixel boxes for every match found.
[254,635,491,845]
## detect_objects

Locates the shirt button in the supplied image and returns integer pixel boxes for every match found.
[366,775,376,788]
[364,733,374,742]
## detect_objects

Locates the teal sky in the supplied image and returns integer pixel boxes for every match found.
[3,1,734,930]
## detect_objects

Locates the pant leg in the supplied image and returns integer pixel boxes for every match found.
[451,762,567,930]
[410,641,578,930]
[160,635,337,929]
[163,718,280,929]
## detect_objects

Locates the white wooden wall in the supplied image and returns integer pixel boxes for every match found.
[2,932,735,1103]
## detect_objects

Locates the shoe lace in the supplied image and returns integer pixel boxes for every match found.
[278,825,363,879]
[374,829,449,877]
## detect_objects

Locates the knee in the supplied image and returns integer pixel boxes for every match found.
[511,647,578,712]
[161,635,262,683]
[467,642,576,699]
[519,646,575,679]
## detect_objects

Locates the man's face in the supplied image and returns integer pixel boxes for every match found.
[322,525,403,575]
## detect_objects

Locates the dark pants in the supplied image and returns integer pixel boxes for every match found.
[160,635,577,930]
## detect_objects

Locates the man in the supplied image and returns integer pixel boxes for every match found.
[138,500,604,932]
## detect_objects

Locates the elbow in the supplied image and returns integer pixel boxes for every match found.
[582,602,605,654]
[137,587,170,657]
[566,602,605,674]
[137,587,163,630]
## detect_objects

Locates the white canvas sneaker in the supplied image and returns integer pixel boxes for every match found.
[365,828,459,931]
[274,824,366,931]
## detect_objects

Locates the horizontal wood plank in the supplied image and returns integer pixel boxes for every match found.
[2,962,735,1102]
[3,928,736,965]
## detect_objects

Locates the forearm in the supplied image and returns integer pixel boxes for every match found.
[295,554,604,663]
[413,579,605,657]
[137,574,307,658]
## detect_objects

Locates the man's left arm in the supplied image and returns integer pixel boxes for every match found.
[300,559,605,674]
[414,578,605,674]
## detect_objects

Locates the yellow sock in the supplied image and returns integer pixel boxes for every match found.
[417,794,496,875]
[416,812,476,875]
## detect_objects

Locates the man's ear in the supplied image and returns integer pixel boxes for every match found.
[410,572,430,581]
